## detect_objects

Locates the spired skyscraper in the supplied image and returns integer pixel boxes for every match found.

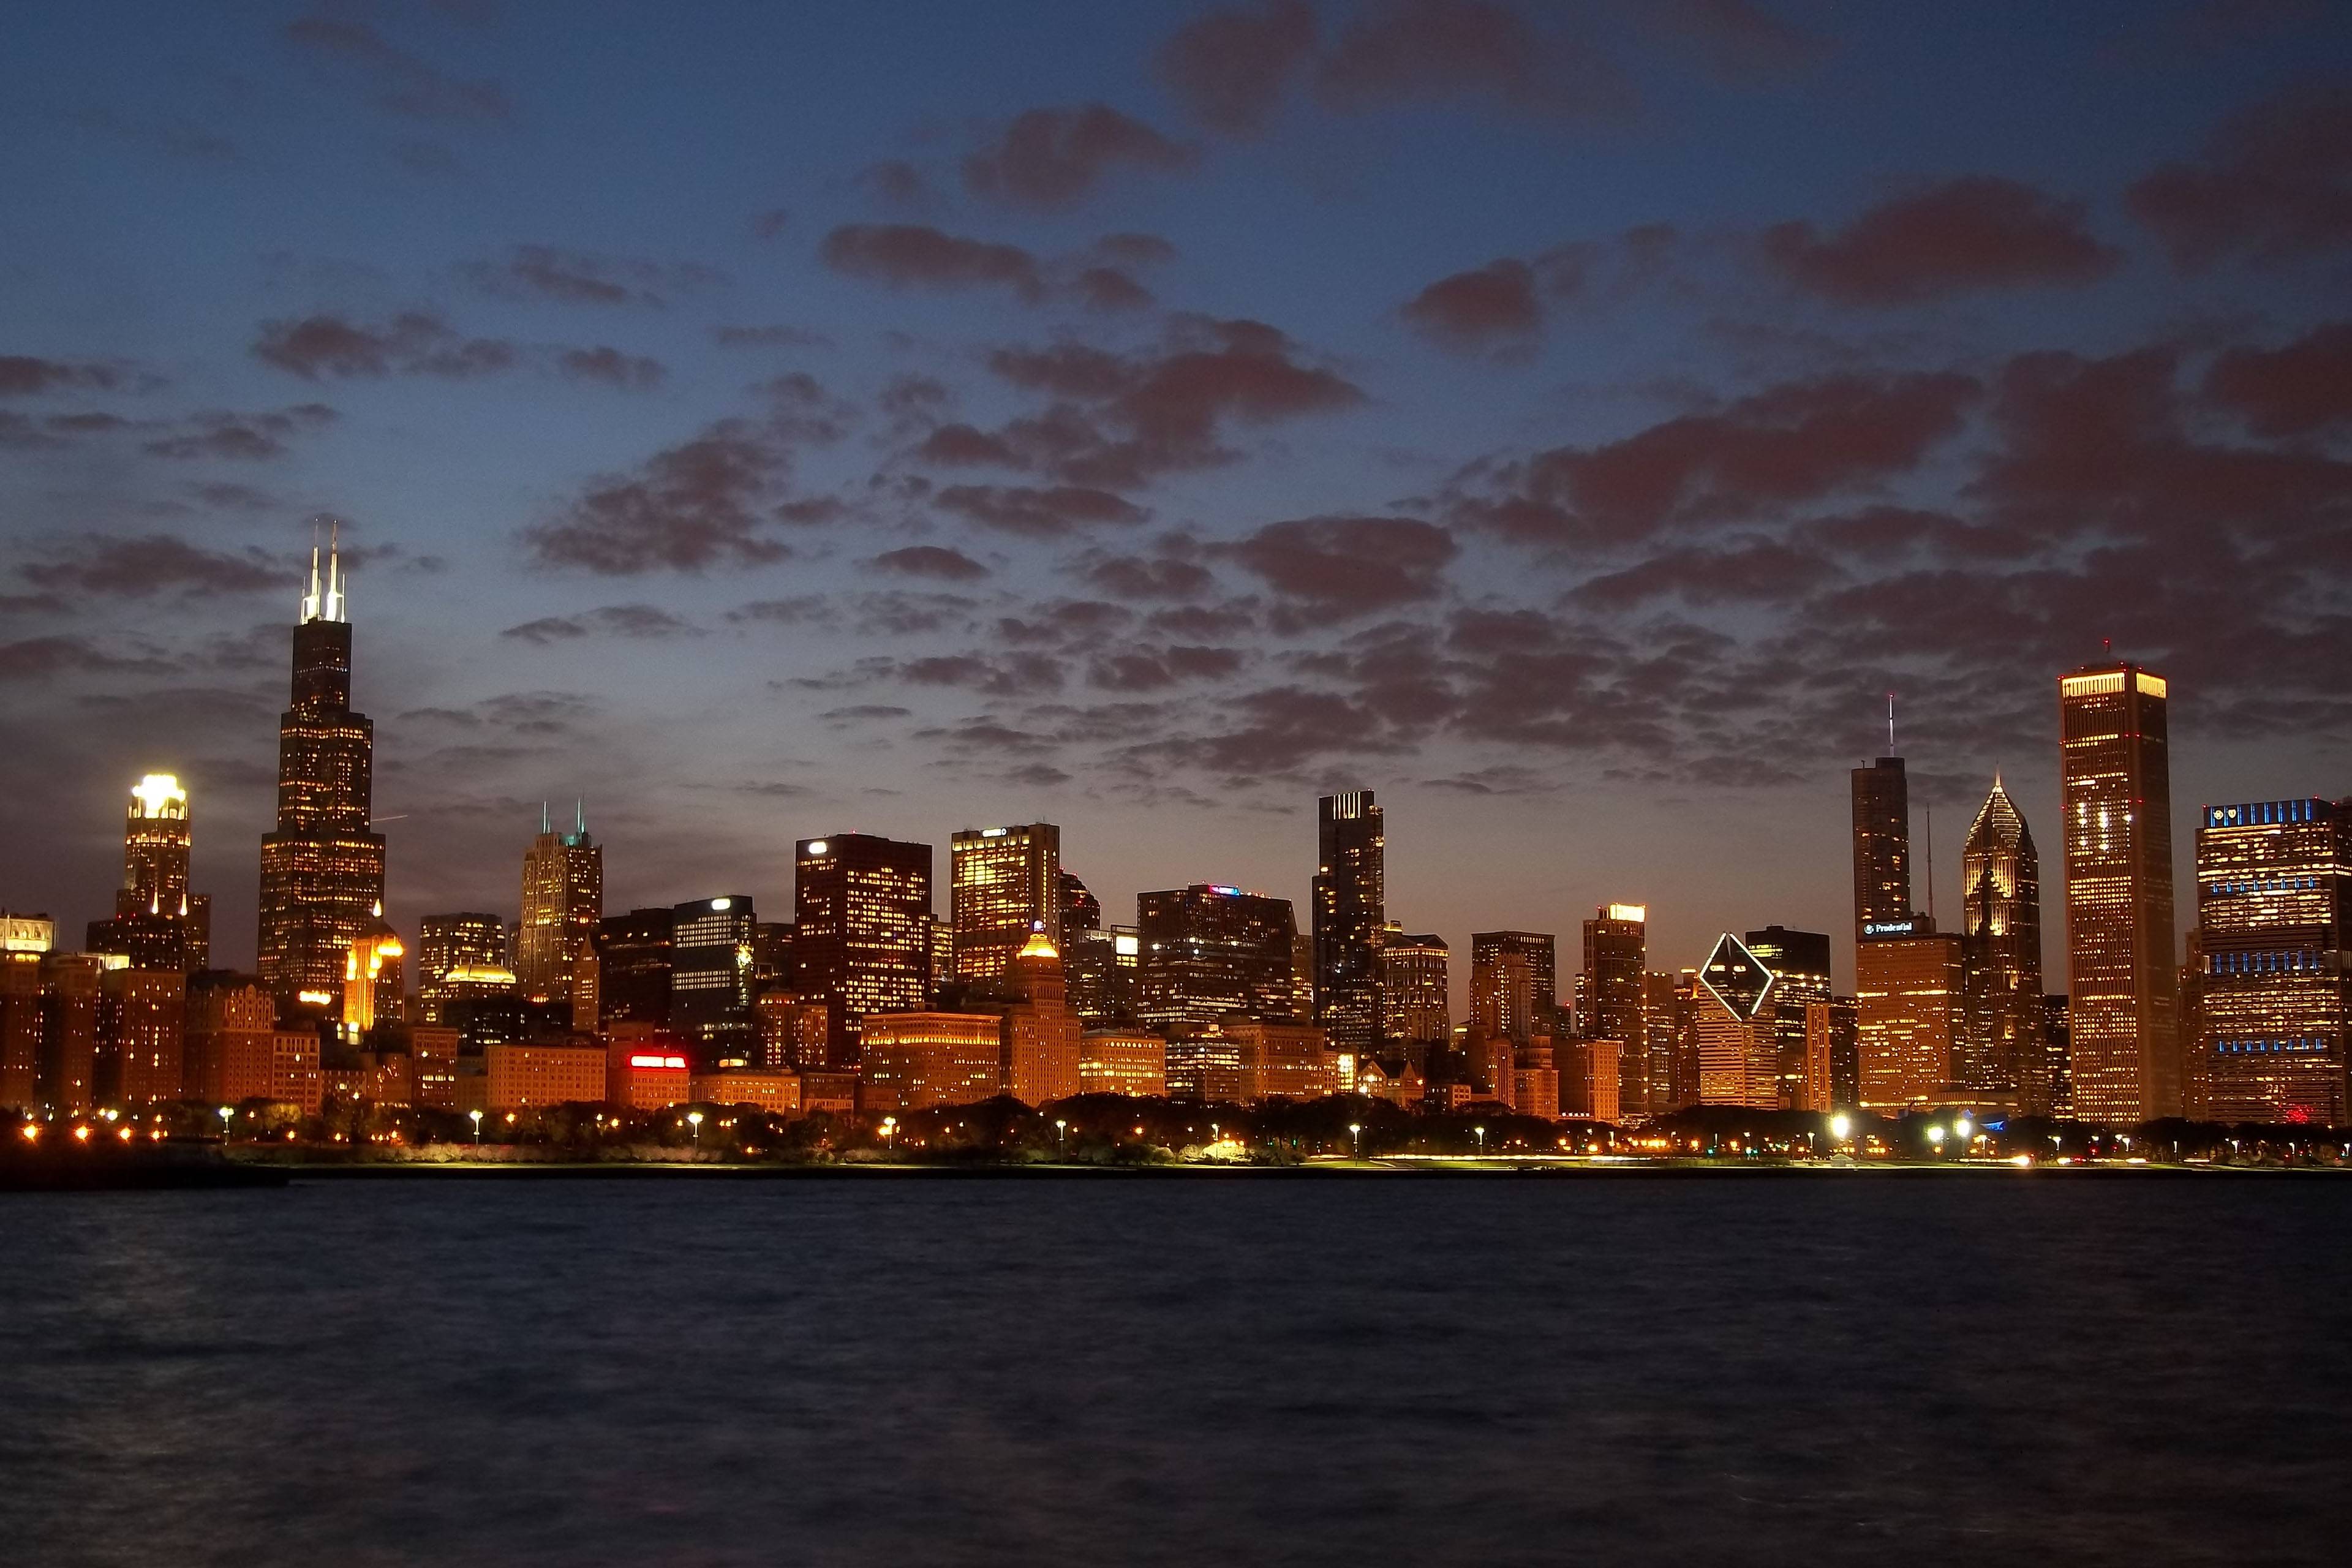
[1959,778,2046,1109]
[1311,790,1384,1055]
[517,803,602,1021]
[86,772,211,971]
[2059,662,2179,1122]
[257,533,386,1004]
[1851,748,1912,941]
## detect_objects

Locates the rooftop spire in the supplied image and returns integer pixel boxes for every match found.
[298,520,350,624]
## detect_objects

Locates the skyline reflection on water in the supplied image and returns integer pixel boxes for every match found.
[4,1174,2346,1567]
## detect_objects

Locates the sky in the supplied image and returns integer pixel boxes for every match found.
[4,0,2351,1003]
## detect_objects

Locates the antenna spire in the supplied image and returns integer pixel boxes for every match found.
[1887,692,1896,753]
[541,800,550,834]
[575,798,585,836]
[1924,803,1936,924]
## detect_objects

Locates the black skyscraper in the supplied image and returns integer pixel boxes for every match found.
[1313,790,1384,1054]
[257,532,386,1003]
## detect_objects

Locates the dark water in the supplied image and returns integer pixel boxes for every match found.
[4,1172,2347,1567]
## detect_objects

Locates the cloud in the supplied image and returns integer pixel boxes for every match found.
[499,605,701,643]
[1080,552,1217,600]
[140,404,339,461]
[1221,516,1458,619]
[1401,258,1542,354]
[1314,0,1629,119]
[251,311,517,380]
[962,104,1197,210]
[1643,0,1829,81]
[712,323,834,350]
[936,484,1147,537]
[2127,81,2352,270]
[0,356,152,398]
[750,208,791,239]
[1762,177,2122,306]
[1072,266,1156,312]
[859,160,932,206]
[17,535,284,599]
[1458,370,1980,545]
[556,347,666,390]
[282,15,511,124]
[1156,1,1319,136]
[526,422,793,573]
[466,244,727,306]
[0,636,176,683]
[871,545,990,581]
[819,224,1046,302]
[2204,322,2352,436]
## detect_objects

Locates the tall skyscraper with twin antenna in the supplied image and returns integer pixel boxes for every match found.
[257,530,386,1003]
[517,802,602,1023]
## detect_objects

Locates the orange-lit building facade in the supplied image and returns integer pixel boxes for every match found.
[794,834,933,1062]
[949,823,1060,983]
[484,1042,609,1109]
[859,1012,1006,1111]
[1857,929,1964,1111]
[100,968,185,1107]
[1080,1030,1166,1096]
[2060,663,2180,1121]
[1693,934,1778,1109]
[2193,797,2350,1125]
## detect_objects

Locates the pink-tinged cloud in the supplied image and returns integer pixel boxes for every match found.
[2205,322,2352,435]
[870,545,991,581]
[962,104,1197,210]
[1315,0,1629,118]
[1222,515,1458,614]
[2128,82,2352,270]
[1762,177,2121,306]
[1401,258,1542,353]
[818,224,1046,302]
[1155,1,1319,135]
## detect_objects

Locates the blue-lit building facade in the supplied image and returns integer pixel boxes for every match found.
[2192,798,2350,1125]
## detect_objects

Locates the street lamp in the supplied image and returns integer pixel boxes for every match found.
[880,1115,897,1153]
[1474,1124,1486,1153]
[217,1105,233,1142]
[687,1110,704,1146]
[1348,1121,1362,1158]
[1828,1112,1852,1144]
[1054,1117,1067,1154]
[468,1109,483,1146]
[1927,1125,1947,1155]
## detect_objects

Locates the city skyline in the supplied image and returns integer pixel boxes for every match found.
[6,2,2352,1005]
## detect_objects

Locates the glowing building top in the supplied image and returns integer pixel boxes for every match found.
[300,526,348,625]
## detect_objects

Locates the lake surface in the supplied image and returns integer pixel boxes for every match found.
[3,1172,2346,1567]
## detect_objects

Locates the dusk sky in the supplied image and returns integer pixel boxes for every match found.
[6,0,2351,998]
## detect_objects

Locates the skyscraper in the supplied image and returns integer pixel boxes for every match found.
[795,833,933,1061]
[86,772,211,971]
[1379,930,1450,1055]
[1961,778,2045,1107]
[2059,662,2179,1121]
[1856,925,1965,1110]
[1135,885,1300,1030]
[671,895,758,1068]
[1852,752,1913,941]
[2193,797,2350,1126]
[1471,932,1555,1044]
[517,805,602,1016]
[1692,933,1779,1109]
[415,912,507,1023]
[1311,790,1385,1056]
[949,823,1060,982]
[257,533,386,1004]
[1582,905,1648,1117]
[594,907,674,1027]
[1745,925,1831,1110]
